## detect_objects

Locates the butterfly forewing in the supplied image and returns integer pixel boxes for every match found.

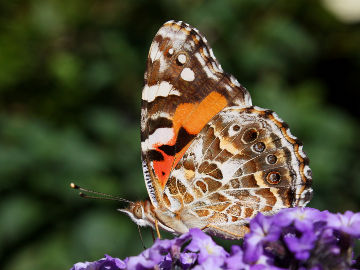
[141,21,252,205]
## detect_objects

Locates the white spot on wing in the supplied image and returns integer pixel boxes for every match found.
[209,48,215,59]
[253,106,267,112]
[272,112,284,123]
[177,54,186,64]
[286,129,298,141]
[212,61,223,72]
[169,87,181,97]
[158,27,169,37]
[228,124,241,137]
[149,42,160,63]
[148,38,169,73]
[181,68,195,81]
[142,127,174,150]
[230,75,240,87]
[170,30,188,51]
[204,66,217,80]
[221,160,243,181]
[304,165,312,178]
[142,81,180,102]
[245,92,252,106]
[224,83,233,93]
[158,53,169,73]
[151,111,171,120]
[195,52,206,66]
[157,81,177,97]
[164,187,181,211]
[203,47,210,57]
[298,145,307,159]
[194,53,217,80]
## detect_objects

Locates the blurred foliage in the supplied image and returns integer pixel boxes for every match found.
[0,0,359,269]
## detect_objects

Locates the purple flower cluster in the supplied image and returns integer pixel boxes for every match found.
[70,208,360,270]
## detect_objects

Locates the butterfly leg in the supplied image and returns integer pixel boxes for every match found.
[151,228,156,242]
[137,225,146,249]
[155,219,161,239]
[200,224,248,239]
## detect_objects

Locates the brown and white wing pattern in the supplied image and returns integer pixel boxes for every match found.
[141,21,252,207]
[161,106,313,239]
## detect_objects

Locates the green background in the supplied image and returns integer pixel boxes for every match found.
[1,0,359,269]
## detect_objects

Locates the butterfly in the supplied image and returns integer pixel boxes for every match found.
[120,20,313,239]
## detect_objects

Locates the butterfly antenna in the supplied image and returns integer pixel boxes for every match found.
[70,182,133,204]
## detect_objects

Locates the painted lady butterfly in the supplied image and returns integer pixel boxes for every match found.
[120,20,313,239]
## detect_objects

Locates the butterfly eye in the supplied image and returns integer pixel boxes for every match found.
[133,204,143,219]
[266,171,281,184]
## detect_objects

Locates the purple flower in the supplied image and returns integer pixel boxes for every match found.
[243,213,281,263]
[70,254,126,270]
[103,255,127,269]
[318,228,341,255]
[158,254,173,270]
[192,256,225,270]
[186,228,228,264]
[327,211,360,237]
[148,238,174,262]
[276,207,326,232]
[225,245,256,270]
[70,208,360,270]
[126,238,177,269]
[70,262,94,270]
[284,230,317,260]
[126,250,159,270]
[179,252,197,269]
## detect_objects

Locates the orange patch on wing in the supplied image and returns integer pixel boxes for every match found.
[153,91,228,189]
[173,91,227,135]
[153,141,193,188]
[153,150,173,188]
[172,103,195,137]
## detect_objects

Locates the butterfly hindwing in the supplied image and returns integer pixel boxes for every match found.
[141,21,252,206]
[161,106,313,239]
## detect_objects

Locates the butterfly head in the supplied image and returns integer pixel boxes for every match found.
[118,200,155,228]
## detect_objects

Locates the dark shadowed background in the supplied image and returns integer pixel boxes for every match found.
[1,0,359,269]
